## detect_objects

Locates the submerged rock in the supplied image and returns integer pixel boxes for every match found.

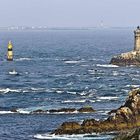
[52,88,140,135]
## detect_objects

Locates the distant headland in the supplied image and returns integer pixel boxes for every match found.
[110,26,140,66]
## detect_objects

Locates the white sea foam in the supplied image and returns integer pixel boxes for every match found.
[112,71,119,76]
[0,109,78,115]
[80,64,89,67]
[0,87,66,95]
[15,57,32,61]
[64,60,84,64]
[0,111,14,114]
[30,87,47,92]
[66,82,74,86]
[96,99,101,102]
[97,96,118,100]
[96,64,119,68]
[67,91,77,95]
[0,88,21,94]
[34,134,69,140]
[9,70,18,75]
[98,110,110,115]
[77,92,86,96]
[62,100,86,103]
[49,110,79,115]
[16,109,30,114]
[125,85,140,88]
[56,90,64,94]
[34,133,110,140]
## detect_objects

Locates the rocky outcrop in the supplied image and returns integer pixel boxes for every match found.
[110,51,140,66]
[31,106,95,114]
[52,88,140,135]
[54,122,82,135]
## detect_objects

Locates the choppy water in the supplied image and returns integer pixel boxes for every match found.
[0,28,138,139]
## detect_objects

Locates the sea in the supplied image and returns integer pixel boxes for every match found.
[0,28,138,140]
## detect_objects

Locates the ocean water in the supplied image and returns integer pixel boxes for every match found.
[0,28,138,140]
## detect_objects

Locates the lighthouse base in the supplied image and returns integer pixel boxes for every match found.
[110,51,140,66]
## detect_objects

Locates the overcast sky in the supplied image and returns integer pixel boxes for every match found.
[0,0,139,27]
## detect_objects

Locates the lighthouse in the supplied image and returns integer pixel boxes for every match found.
[134,26,140,51]
[7,41,13,61]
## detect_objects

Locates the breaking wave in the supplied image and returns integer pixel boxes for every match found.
[0,111,14,114]
[97,96,118,100]
[0,87,52,94]
[96,64,119,68]
[15,57,32,61]
[34,133,114,140]
[62,99,96,103]
[125,85,140,88]
[0,88,21,94]
[62,100,86,103]
[64,60,85,64]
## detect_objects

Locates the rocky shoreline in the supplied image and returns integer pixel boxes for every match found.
[51,88,140,138]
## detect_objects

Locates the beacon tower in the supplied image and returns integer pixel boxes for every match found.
[134,26,140,51]
[7,41,13,61]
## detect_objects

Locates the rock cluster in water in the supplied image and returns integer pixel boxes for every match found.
[31,106,95,114]
[52,89,140,135]
[0,106,95,114]
[110,51,140,66]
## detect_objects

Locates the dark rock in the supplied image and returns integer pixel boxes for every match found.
[49,108,76,113]
[31,109,47,113]
[53,122,82,135]
[78,106,95,113]
[10,108,18,113]
[31,107,95,114]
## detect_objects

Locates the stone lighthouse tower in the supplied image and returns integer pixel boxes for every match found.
[134,26,140,51]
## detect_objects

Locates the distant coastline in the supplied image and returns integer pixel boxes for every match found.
[0,26,135,31]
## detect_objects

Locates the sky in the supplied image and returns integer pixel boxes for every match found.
[0,0,140,27]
